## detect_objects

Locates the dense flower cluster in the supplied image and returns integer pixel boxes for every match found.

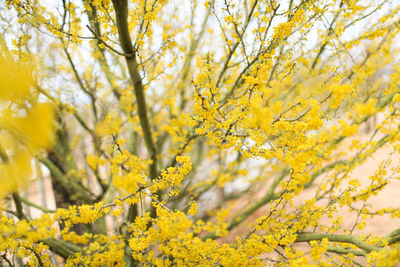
[1,0,400,266]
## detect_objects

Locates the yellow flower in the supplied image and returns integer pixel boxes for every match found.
[0,51,54,198]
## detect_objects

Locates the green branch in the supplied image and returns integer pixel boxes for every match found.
[111,0,157,180]
[39,157,94,203]
[296,232,381,253]
[12,192,27,220]
[42,238,81,260]
[327,246,366,256]
[20,197,56,213]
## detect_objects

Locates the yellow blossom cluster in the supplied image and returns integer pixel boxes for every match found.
[2,0,400,266]
[0,51,54,199]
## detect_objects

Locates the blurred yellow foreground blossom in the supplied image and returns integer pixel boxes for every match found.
[0,50,54,199]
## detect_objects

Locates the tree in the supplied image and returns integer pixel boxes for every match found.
[1,0,400,265]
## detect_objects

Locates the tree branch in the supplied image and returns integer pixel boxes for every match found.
[111,0,157,180]
[296,232,381,253]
